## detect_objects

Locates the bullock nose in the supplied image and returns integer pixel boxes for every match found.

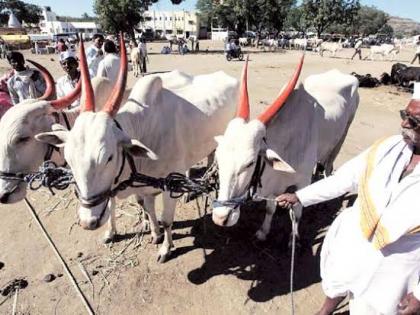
[80,218,99,230]
[0,192,10,203]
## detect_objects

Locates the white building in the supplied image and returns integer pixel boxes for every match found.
[141,10,200,38]
[39,7,100,36]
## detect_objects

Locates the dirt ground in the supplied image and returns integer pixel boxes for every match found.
[0,41,416,315]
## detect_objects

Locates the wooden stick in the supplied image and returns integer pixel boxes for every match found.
[24,198,95,315]
[11,288,18,315]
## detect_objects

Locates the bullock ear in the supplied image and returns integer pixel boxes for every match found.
[123,139,158,160]
[35,129,68,148]
[263,149,295,173]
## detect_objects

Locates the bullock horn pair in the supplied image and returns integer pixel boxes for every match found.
[236,54,305,124]
[79,32,128,116]
[27,59,81,109]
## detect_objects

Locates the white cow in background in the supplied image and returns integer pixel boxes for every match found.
[366,44,400,61]
[36,36,239,263]
[212,57,359,244]
[319,40,343,57]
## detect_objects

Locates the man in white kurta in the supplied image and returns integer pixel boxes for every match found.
[96,39,120,85]
[85,34,104,77]
[56,51,80,109]
[277,83,420,315]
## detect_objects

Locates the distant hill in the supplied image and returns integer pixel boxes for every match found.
[388,16,420,36]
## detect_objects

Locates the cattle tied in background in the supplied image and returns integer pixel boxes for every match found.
[36,35,239,263]
[212,57,359,244]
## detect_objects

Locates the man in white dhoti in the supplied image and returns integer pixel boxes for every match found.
[276,83,420,315]
[85,33,104,77]
[6,51,46,105]
[56,51,80,109]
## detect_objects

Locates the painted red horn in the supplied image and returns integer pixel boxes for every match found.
[257,54,305,125]
[236,55,250,121]
[78,33,95,112]
[26,59,55,101]
[50,79,81,109]
[102,32,128,117]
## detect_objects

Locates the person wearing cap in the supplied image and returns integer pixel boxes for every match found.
[86,33,104,77]
[6,51,46,105]
[96,39,120,85]
[276,82,420,315]
[56,51,80,109]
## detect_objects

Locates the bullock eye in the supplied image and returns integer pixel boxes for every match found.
[16,136,30,144]
[107,155,113,163]
[244,161,254,169]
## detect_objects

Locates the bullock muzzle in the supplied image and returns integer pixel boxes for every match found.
[212,200,241,227]
[78,199,110,230]
[0,181,26,204]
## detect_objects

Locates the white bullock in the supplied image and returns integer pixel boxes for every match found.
[36,36,239,262]
[239,37,249,47]
[212,57,359,244]
[366,44,400,61]
[319,40,343,57]
[0,58,127,205]
[130,47,141,77]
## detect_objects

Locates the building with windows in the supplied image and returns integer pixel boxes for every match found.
[38,7,100,37]
[140,10,202,39]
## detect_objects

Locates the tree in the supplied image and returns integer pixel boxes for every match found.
[0,0,42,26]
[354,5,389,36]
[302,0,360,37]
[255,0,295,34]
[379,24,393,36]
[284,5,308,33]
[196,0,214,29]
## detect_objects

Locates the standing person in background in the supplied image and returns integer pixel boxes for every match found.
[56,38,68,53]
[6,51,46,105]
[86,33,104,77]
[138,38,148,74]
[351,38,363,60]
[96,39,121,85]
[411,36,420,64]
[56,51,80,109]
[0,69,13,117]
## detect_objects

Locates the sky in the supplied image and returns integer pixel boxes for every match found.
[24,0,420,22]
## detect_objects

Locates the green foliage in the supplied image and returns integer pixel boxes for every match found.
[0,0,42,25]
[378,24,393,36]
[200,0,294,34]
[355,5,389,36]
[285,5,308,32]
[302,0,360,37]
[57,13,97,22]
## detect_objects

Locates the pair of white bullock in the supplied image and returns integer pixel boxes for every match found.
[0,36,359,262]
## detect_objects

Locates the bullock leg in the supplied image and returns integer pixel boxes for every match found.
[103,198,117,243]
[140,195,163,244]
[255,200,277,241]
[157,192,177,263]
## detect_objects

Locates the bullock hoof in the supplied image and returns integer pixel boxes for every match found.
[157,252,171,263]
[103,233,115,244]
[151,234,164,245]
[255,230,267,242]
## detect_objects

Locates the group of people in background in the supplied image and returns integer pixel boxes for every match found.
[0,33,141,115]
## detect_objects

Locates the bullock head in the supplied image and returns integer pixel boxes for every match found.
[0,61,81,204]
[212,56,304,227]
[36,34,157,230]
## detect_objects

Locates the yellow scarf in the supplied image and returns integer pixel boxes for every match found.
[359,138,420,249]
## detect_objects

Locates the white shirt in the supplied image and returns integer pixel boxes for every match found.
[354,40,363,49]
[297,135,420,314]
[96,53,121,85]
[86,45,103,77]
[138,42,147,57]
[55,74,80,109]
[7,69,46,105]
